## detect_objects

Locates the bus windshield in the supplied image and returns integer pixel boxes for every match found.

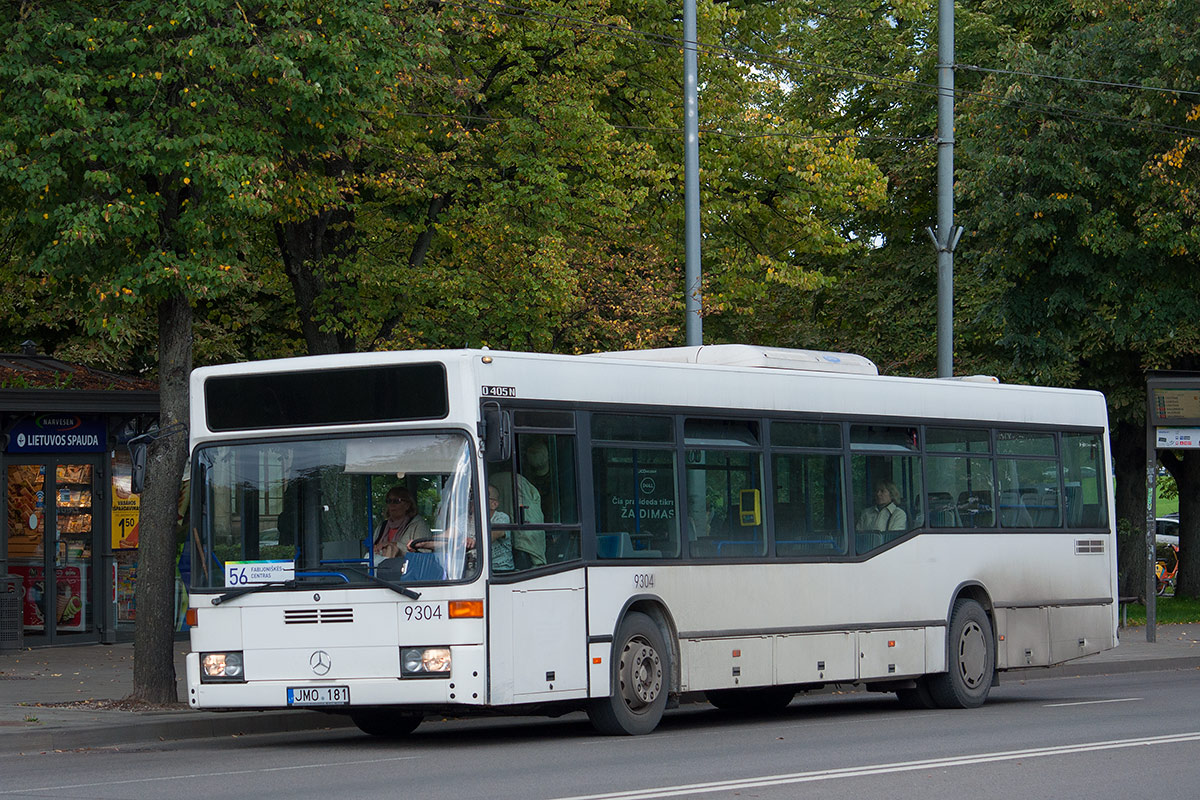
[189,432,478,590]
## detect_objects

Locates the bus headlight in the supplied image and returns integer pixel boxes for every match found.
[200,651,246,683]
[401,647,452,677]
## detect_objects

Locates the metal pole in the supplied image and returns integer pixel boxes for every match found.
[933,0,959,378]
[1146,384,1157,642]
[683,0,702,347]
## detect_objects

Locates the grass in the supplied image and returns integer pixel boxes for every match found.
[1121,595,1200,626]
[1157,480,1179,517]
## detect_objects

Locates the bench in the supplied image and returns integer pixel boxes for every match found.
[1119,595,1139,627]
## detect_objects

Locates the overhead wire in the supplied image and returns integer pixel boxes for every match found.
[956,63,1200,101]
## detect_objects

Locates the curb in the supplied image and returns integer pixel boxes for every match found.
[1006,655,1200,682]
[2,709,354,752]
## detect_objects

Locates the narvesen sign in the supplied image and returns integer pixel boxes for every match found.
[7,415,106,453]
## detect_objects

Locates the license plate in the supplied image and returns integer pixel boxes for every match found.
[287,686,350,706]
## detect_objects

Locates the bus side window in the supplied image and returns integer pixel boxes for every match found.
[851,454,923,555]
[997,431,1061,529]
[1063,433,1106,528]
[685,449,764,558]
[592,446,679,559]
[517,434,578,525]
[516,432,580,563]
[772,452,847,556]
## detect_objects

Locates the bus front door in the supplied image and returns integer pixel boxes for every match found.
[488,571,587,704]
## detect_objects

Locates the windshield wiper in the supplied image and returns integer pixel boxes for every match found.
[342,567,421,600]
[211,572,348,606]
[211,569,420,605]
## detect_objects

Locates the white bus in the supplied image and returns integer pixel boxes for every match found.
[184,345,1117,736]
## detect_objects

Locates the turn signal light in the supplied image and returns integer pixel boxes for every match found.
[185,608,199,628]
[449,600,483,618]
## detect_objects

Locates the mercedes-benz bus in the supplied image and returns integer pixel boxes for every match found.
[184,345,1117,736]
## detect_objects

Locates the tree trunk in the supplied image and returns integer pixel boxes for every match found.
[128,293,193,704]
[274,157,358,356]
[1112,419,1147,601]
[1171,451,1200,598]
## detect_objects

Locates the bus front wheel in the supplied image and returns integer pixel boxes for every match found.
[927,598,994,709]
[349,709,423,738]
[588,612,669,735]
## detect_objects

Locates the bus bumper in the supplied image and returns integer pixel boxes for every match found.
[186,645,488,710]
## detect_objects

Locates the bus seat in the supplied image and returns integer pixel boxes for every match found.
[928,492,959,527]
[856,530,884,553]
[597,532,634,558]
[1033,488,1061,526]
[957,490,993,527]
[998,490,1033,527]
[1064,485,1083,525]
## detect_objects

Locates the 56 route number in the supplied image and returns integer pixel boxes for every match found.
[404,603,444,622]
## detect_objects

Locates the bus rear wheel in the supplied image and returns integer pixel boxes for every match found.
[588,612,669,735]
[349,709,423,738]
[705,686,795,713]
[927,598,994,709]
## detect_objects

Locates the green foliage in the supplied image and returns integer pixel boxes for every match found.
[957,0,1200,410]
[253,0,891,355]
[0,0,424,362]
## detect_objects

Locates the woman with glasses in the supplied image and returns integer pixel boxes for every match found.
[372,487,432,564]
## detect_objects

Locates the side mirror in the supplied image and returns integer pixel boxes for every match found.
[481,402,512,463]
[129,441,148,494]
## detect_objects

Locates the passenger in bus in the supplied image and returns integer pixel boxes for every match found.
[487,473,547,569]
[372,487,432,563]
[489,484,514,571]
[521,438,556,520]
[858,481,907,532]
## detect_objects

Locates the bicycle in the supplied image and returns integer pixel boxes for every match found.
[1156,543,1179,596]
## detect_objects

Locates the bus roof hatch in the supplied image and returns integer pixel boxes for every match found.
[591,344,879,376]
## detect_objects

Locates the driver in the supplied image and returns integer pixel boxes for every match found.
[373,487,432,564]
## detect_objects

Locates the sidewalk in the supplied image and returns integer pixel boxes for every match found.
[0,625,1197,752]
[0,642,352,752]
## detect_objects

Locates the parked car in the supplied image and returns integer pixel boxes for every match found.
[1157,514,1180,547]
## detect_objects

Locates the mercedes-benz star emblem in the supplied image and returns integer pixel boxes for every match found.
[309,650,332,676]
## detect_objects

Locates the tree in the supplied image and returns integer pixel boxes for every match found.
[0,0,420,700]
[687,0,1011,373]
[956,0,1200,598]
[257,0,892,356]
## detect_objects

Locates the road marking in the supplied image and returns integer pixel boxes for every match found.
[548,731,1200,800]
[0,754,421,795]
[1044,697,1142,707]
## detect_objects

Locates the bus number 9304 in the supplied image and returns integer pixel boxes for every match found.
[404,603,444,622]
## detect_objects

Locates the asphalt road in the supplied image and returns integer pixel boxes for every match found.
[2,669,1199,800]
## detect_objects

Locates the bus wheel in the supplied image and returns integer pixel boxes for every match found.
[928,599,994,709]
[349,709,423,738]
[588,612,668,735]
[705,687,795,713]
